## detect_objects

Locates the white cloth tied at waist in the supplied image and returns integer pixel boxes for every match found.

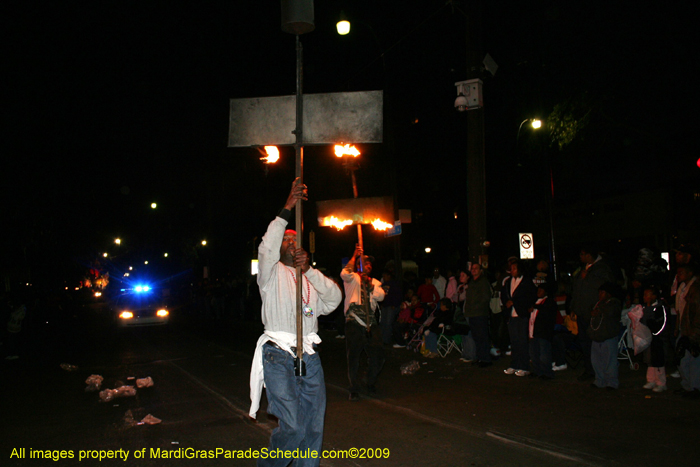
[249,330,321,419]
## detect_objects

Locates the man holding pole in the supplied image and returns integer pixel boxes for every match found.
[341,245,386,401]
[249,178,342,466]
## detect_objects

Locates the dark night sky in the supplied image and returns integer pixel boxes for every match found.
[3,1,698,284]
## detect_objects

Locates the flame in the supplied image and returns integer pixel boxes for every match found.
[261,146,279,163]
[322,216,354,231]
[334,144,360,158]
[371,218,393,231]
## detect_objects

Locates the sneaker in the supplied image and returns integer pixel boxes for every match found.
[392,344,406,349]
[552,364,568,372]
[505,350,512,356]
[349,392,360,401]
[490,348,501,357]
[504,367,516,375]
[652,385,667,393]
[670,370,681,379]
[643,382,656,390]
[515,370,530,377]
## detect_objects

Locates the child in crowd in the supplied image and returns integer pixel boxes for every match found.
[393,294,425,348]
[529,283,557,379]
[424,298,454,357]
[642,285,669,392]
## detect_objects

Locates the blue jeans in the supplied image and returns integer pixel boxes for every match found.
[469,315,492,363]
[529,338,554,378]
[591,337,619,389]
[461,331,476,360]
[680,350,700,391]
[381,305,399,345]
[260,343,326,467]
[425,330,438,353]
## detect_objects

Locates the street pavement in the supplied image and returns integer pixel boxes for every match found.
[2,306,699,466]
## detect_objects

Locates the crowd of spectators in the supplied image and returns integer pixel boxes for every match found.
[378,243,700,398]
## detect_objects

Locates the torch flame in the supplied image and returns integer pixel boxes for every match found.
[371,218,393,231]
[261,146,279,163]
[322,216,354,231]
[334,144,360,158]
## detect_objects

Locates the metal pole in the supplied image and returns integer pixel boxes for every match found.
[350,167,365,275]
[465,1,487,266]
[294,34,306,376]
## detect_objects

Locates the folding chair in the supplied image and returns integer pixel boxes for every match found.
[437,326,462,357]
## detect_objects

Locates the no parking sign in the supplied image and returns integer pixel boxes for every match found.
[519,233,534,259]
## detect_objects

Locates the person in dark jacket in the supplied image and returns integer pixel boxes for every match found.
[463,263,493,367]
[529,283,557,379]
[641,285,669,392]
[587,283,622,389]
[571,246,616,381]
[501,260,537,376]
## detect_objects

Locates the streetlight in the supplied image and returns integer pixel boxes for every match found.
[516,118,543,167]
[151,202,157,209]
[516,117,557,280]
[517,118,542,144]
[336,11,350,35]
[201,240,207,246]
[114,238,121,245]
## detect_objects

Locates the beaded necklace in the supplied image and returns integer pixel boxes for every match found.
[287,268,313,317]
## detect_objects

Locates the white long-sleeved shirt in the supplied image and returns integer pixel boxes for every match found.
[256,216,341,335]
[340,265,385,313]
[249,216,342,418]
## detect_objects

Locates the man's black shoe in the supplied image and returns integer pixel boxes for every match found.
[349,392,360,401]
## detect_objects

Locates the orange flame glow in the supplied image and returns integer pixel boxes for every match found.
[321,216,354,231]
[261,146,279,163]
[371,219,393,231]
[334,144,360,158]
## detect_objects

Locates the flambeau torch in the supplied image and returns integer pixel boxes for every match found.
[335,143,366,272]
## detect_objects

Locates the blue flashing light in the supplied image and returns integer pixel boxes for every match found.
[134,285,151,293]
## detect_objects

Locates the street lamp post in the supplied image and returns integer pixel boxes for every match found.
[515,118,557,280]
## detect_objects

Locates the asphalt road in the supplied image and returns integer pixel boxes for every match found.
[2,300,698,466]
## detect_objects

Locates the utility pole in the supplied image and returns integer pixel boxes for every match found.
[465,1,487,266]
